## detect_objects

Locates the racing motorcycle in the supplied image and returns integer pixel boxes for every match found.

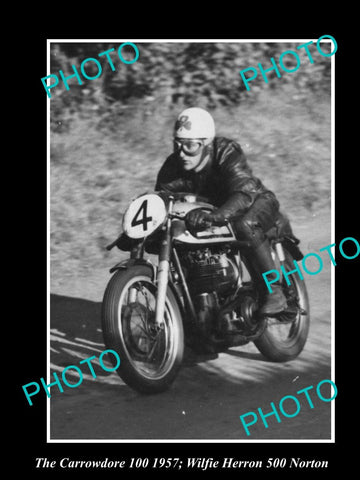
[101,192,310,394]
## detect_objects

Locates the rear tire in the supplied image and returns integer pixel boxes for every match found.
[254,249,310,361]
[101,265,184,393]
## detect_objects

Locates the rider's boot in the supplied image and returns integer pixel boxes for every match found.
[252,239,287,316]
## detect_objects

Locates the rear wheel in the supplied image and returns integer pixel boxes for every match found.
[254,249,310,361]
[101,265,184,393]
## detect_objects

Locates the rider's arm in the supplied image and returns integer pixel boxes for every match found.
[214,150,278,220]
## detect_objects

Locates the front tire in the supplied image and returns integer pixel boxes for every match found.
[254,249,310,361]
[101,265,184,393]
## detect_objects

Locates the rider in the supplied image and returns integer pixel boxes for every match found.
[155,107,289,316]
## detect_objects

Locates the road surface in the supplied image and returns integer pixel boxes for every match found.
[49,210,334,441]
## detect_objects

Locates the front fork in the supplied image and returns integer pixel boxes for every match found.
[154,196,174,326]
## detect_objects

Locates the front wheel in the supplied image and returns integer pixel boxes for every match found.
[254,249,310,362]
[101,265,184,393]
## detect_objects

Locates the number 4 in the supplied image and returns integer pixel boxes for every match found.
[131,199,153,231]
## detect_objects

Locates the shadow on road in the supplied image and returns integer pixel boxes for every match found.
[49,293,332,440]
[50,292,332,388]
[50,293,230,382]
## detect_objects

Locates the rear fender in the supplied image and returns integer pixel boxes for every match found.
[282,237,304,261]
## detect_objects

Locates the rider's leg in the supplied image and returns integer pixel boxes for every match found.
[251,238,287,315]
[233,195,287,316]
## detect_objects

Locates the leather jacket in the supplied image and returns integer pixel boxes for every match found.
[155,136,279,219]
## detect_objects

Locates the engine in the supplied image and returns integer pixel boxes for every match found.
[180,247,260,346]
[182,248,239,296]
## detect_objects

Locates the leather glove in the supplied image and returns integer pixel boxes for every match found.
[186,209,225,230]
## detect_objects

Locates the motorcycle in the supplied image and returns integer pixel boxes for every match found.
[101,191,310,394]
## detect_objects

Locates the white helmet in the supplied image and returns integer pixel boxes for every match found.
[174,107,215,139]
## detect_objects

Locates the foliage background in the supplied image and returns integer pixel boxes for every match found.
[49,41,333,298]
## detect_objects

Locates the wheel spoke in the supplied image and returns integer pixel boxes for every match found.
[145,333,162,362]
[118,276,176,380]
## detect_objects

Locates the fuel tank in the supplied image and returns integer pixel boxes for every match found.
[172,195,237,245]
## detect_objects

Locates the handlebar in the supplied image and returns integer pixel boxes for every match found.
[106,238,120,250]
[169,212,184,221]
[170,212,229,228]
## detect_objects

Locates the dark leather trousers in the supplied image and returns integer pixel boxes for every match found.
[232,193,279,247]
[232,193,280,287]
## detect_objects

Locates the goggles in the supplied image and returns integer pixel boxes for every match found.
[173,138,205,156]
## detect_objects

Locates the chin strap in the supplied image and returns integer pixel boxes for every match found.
[194,141,214,172]
[194,153,210,172]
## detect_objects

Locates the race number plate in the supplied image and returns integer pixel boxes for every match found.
[122,193,167,239]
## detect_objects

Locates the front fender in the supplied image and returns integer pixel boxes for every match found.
[109,258,157,279]
[109,258,187,321]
